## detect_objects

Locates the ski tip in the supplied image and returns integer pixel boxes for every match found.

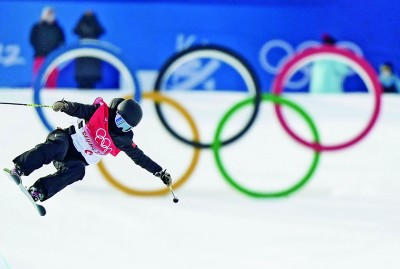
[3,168,11,173]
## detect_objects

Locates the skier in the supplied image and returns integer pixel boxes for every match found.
[9,97,172,202]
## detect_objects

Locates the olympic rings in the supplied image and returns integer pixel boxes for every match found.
[258,39,364,89]
[272,45,382,151]
[98,92,201,196]
[212,94,321,197]
[32,42,382,198]
[34,41,140,132]
[154,44,261,149]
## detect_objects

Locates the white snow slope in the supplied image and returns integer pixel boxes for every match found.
[0,90,399,269]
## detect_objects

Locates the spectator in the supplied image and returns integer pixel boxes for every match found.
[379,62,400,93]
[309,34,349,94]
[30,6,65,88]
[73,10,105,89]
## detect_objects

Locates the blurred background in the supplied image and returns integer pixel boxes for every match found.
[0,1,399,269]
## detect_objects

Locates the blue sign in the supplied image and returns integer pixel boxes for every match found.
[0,0,398,91]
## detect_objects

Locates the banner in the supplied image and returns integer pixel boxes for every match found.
[0,0,398,91]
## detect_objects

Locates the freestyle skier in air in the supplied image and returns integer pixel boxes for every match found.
[9,97,172,202]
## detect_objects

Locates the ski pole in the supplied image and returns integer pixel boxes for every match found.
[0,102,53,108]
[168,186,179,203]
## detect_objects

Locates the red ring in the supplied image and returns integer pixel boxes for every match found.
[272,45,382,151]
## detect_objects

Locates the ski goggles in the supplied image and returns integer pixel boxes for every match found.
[115,112,133,132]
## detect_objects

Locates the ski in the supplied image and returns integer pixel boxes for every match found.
[3,168,46,216]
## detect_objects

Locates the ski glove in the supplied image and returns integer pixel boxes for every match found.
[52,100,68,112]
[155,169,172,187]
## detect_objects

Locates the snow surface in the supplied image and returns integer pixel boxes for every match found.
[0,90,399,269]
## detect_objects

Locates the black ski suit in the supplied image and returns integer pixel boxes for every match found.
[13,98,162,201]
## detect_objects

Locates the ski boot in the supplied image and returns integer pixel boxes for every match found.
[28,186,45,202]
[10,165,23,179]
[7,165,23,185]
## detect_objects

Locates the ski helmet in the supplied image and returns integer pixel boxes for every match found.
[116,99,143,128]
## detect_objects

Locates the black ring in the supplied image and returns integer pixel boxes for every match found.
[154,44,261,149]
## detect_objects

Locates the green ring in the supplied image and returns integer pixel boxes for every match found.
[212,94,321,198]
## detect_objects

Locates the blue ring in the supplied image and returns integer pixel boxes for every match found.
[33,41,141,131]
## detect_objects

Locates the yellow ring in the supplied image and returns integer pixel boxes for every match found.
[97,92,201,196]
